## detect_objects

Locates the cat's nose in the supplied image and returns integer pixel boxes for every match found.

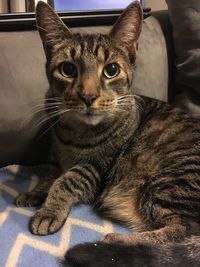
[78,92,99,107]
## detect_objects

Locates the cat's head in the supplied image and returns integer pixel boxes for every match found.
[36,1,143,126]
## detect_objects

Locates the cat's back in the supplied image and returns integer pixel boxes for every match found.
[97,96,200,228]
[132,95,200,187]
[109,95,200,183]
[137,95,200,151]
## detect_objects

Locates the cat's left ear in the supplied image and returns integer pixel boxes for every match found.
[109,1,143,55]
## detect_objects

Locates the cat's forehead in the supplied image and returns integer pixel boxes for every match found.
[64,33,112,61]
[51,32,127,67]
[73,33,110,52]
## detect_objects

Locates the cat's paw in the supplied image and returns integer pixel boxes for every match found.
[30,208,66,235]
[15,192,45,207]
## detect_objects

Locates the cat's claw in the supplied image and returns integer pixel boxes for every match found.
[30,208,65,235]
[15,192,45,207]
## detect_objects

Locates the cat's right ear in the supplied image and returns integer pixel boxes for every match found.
[109,1,143,56]
[36,1,72,55]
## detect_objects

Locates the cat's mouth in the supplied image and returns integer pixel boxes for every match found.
[85,107,95,115]
[77,113,104,125]
[70,107,105,126]
[60,105,113,126]
[78,108,103,125]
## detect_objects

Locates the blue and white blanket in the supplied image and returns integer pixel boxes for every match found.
[0,165,130,267]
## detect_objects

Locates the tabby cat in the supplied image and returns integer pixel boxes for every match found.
[15,1,200,266]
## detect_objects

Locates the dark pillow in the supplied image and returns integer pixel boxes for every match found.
[0,19,168,167]
[166,0,200,118]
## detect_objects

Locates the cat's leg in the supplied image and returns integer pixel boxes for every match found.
[15,164,61,207]
[30,164,100,235]
[103,217,189,245]
[97,184,195,245]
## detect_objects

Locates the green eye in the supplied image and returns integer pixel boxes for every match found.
[103,63,120,79]
[60,62,77,78]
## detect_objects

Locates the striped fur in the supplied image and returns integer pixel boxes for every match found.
[15,1,200,266]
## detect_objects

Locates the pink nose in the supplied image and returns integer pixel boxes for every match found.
[78,92,99,107]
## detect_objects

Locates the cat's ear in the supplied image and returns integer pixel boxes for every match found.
[109,1,143,54]
[36,1,72,53]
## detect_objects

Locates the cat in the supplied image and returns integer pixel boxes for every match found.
[15,1,200,267]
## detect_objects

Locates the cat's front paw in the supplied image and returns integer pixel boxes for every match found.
[15,192,45,207]
[30,208,66,235]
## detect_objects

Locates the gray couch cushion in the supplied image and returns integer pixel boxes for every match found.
[0,31,50,166]
[0,17,168,167]
[134,16,168,100]
[166,0,200,118]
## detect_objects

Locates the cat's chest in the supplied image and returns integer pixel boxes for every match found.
[52,128,112,172]
[56,146,76,171]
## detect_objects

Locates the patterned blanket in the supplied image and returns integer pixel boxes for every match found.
[0,166,130,267]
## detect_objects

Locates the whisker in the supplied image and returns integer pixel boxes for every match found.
[117,98,135,102]
[31,110,63,129]
[31,115,50,129]
[28,97,63,105]
[31,103,62,112]
[28,105,58,113]
[39,98,64,105]
[45,97,64,102]
[29,99,63,112]
[116,101,135,105]
[116,101,135,106]
[37,116,63,139]
[21,96,65,127]
[117,95,136,100]
[32,108,72,129]
[21,105,62,127]
[35,100,63,105]
[37,109,72,139]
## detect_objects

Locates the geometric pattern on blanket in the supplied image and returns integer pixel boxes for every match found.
[0,165,131,267]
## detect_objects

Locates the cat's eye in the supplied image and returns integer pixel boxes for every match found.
[60,62,77,78]
[103,63,120,79]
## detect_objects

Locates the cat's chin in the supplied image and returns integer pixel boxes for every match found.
[75,113,105,126]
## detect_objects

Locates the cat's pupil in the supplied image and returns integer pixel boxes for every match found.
[60,62,77,78]
[103,63,119,79]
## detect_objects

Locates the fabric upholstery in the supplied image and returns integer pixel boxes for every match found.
[133,16,168,100]
[0,31,50,167]
[166,0,200,118]
[0,16,169,167]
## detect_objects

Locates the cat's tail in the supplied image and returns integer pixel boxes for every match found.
[63,236,200,267]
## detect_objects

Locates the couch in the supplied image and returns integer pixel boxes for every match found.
[0,7,197,267]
